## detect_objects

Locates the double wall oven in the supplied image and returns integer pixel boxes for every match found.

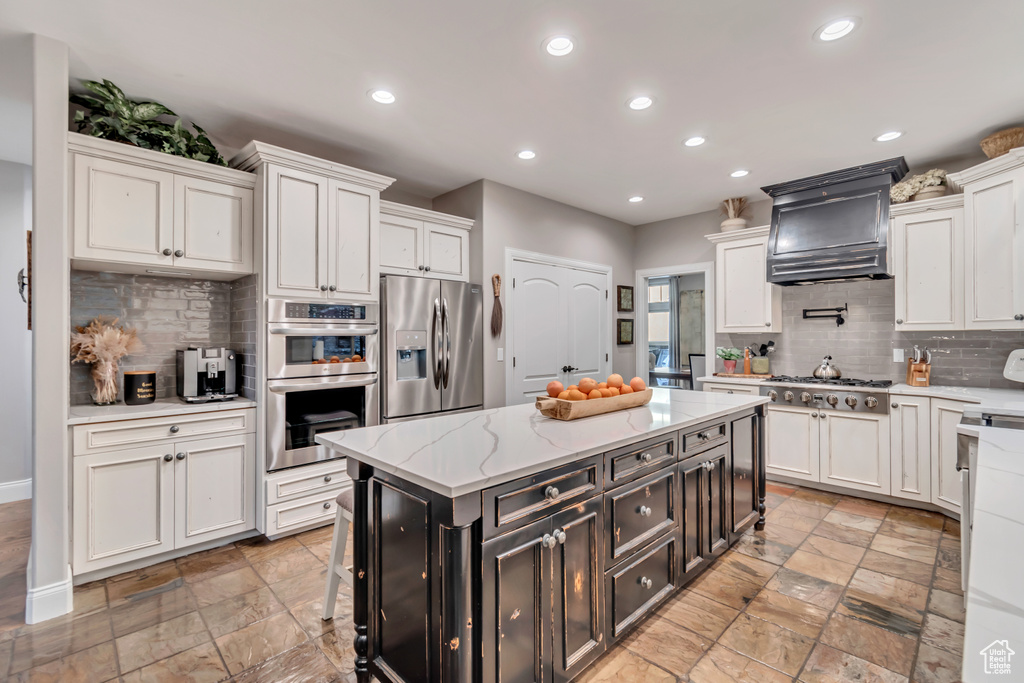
[266,300,379,472]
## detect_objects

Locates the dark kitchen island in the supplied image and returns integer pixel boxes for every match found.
[317,388,768,683]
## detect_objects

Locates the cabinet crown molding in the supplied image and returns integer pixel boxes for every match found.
[68,132,256,188]
[380,200,475,230]
[230,141,395,192]
[947,147,1024,190]
[888,194,964,216]
[705,225,769,244]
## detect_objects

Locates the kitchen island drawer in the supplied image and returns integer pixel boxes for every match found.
[73,408,255,455]
[266,459,350,505]
[605,467,677,563]
[605,531,677,640]
[483,454,602,539]
[682,420,727,454]
[604,434,677,487]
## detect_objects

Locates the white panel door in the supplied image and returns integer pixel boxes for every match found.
[511,261,566,403]
[73,154,174,266]
[174,434,255,548]
[716,236,775,333]
[889,395,931,502]
[73,446,175,572]
[820,412,890,495]
[764,406,819,482]
[564,269,608,389]
[423,223,468,281]
[379,214,424,276]
[329,180,377,299]
[964,170,1024,329]
[173,176,253,275]
[893,209,963,331]
[266,165,329,298]
[931,398,966,513]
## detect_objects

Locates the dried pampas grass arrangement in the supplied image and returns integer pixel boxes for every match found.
[71,316,143,405]
[720,197,749,219]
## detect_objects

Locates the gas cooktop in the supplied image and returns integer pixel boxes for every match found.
[764,376,893,388]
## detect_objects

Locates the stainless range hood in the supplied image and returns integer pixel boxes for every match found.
[761,157,908,286]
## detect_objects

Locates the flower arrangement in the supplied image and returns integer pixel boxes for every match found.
[716,347,743,361]
[71,316,143,405]
[720,197,749,220]
[890,169,947,203]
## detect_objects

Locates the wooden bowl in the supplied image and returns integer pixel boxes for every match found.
[981,127,1024,159]
[535,389,653,421]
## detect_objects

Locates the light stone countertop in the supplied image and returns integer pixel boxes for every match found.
[316,388,768,498]
[956,423,1024,681]
[890,383,1024,418]
[68,397,257,425]
[697,375,769,385]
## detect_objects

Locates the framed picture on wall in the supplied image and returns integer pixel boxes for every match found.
[616,318,633,345]
[616,285,634,312]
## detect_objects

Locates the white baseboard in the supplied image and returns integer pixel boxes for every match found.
[0,478,31,504]
[25,565,73,624]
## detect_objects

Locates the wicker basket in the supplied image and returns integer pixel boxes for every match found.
[981,127,1024,159]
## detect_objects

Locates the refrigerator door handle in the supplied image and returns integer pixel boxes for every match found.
[432,297,443,389]
[442,298,452,388]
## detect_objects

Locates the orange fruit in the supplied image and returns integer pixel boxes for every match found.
[607,373,624,388]
[598,382,608,389]
[351,355,362,362]
[578,378,598,394]
[342,358,353,363]
[567,389,588,401]
[619,385,634,394]
[557,390,570,400]
[567,385,578,392]
[607,386,620,396]
[546,380,564,398]
[599,388,613,398]
[629,377,647,392]
[587,389,602,399]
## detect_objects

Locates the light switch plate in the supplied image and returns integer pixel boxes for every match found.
[893,348,904,363]
[497,347,504,362]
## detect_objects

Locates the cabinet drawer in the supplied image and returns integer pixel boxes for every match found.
[265,487,349,538]
[74,408,255,456]
[266,459,350,505]
[682,421,727,454]
[606,531,677,640]
[605,468,677,564]
[483,455,602,540]
[604,434,677,487]
[703,382,762,396]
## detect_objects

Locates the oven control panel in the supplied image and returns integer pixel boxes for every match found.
[284,303,367,320]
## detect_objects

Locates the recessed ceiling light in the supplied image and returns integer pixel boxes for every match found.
[369,90,395,104]
[874,131,903,142]
[628,196,644,203]
[544,35,575,56]
[730,170,749,178]
[628,96,654,111]
[683,136,706,147]
[516,150,536,160]
[815,17,858,42]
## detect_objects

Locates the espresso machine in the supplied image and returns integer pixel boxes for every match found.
[176,347,239,403]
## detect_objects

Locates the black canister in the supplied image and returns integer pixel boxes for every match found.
[124,371,156,405]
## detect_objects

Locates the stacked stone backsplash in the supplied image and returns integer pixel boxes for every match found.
[230,274,259,400]
[715,279,1024,389]
[70,271,232,404]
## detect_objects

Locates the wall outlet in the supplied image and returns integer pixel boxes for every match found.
[893,348,904,363]
[497,347,504,362]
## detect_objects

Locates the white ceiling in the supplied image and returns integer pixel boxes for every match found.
[3,1,1024,223]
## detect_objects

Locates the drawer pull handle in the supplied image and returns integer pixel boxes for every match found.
[324,475,332,483]
[640,452,652,463]
[175,452,186,460]
[163,454,173,462]
[323,502,331,510]
[640,576,653,590]
[544,486,560,501]
[555,530,567,544]
[638,505,652,518]
[169,425,180,434]
[542,534,557,549]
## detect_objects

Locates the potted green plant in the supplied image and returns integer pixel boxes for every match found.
[716,347,743,373]
[70,79,227,166]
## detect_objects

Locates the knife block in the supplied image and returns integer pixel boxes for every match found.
[906,360,931,387]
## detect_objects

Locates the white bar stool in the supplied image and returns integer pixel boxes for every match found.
[322,486,354,620]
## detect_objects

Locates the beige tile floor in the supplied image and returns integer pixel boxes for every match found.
[0,483,965,682]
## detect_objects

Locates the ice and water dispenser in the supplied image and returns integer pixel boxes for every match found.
[395,330,428,380]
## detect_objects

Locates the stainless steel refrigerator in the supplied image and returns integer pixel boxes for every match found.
[380,275,483,422]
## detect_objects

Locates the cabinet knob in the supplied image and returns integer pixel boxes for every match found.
[820,413,826,419]
[1016,314,1024,321]
[323,502,331,510]
[329,285,337,292]
[555,530,567,544]
[424,266,431,272]
[896,318,904,324]
[542,534,556,549]
[638,505,652,518]
[162,248,172,256]
[163,454,173,462]
[169,425,179,433]
[418,265,425,271]
[640,576,653,589]
[320,285,328,292]
[544,486,560,501]
[324,475,332,483]
[174,249,184,258]
[727,390,734,394]
[811,412,818,418]
[891,402,899,409]
[640,452,652,462]
[765,322,771,327]
[175,452,186,460]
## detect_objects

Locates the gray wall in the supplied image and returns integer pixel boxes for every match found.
[70,272,233,403]
[0,160,32,487]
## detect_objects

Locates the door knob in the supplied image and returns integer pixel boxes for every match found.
[162,248,172,256]
[174,249,184,258]
[562,365,578,373]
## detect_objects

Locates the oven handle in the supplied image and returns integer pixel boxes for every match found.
[433,298,442,390]
[267,376,378,393]
[268,325,378,336]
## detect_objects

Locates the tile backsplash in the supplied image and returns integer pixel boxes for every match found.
[70,271,232,404]
[230,274,259,400]
[716,279,1024,389]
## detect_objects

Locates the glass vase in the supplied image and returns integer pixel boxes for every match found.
[91,360,119,405]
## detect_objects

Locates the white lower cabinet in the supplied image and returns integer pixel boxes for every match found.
[931,398,966,513]
[175,434,256,549]
[889,395,932,503]
[263,459,351,538]
[765,405,819,483]
[819,412,890,496]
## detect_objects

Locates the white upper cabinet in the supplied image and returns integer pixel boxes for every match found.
[232,141,394,301]
[69,133,255,279]
[707,227,782,333]
[890,196,964,331]
[380,201,474,282]
[950,151,1024,330]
